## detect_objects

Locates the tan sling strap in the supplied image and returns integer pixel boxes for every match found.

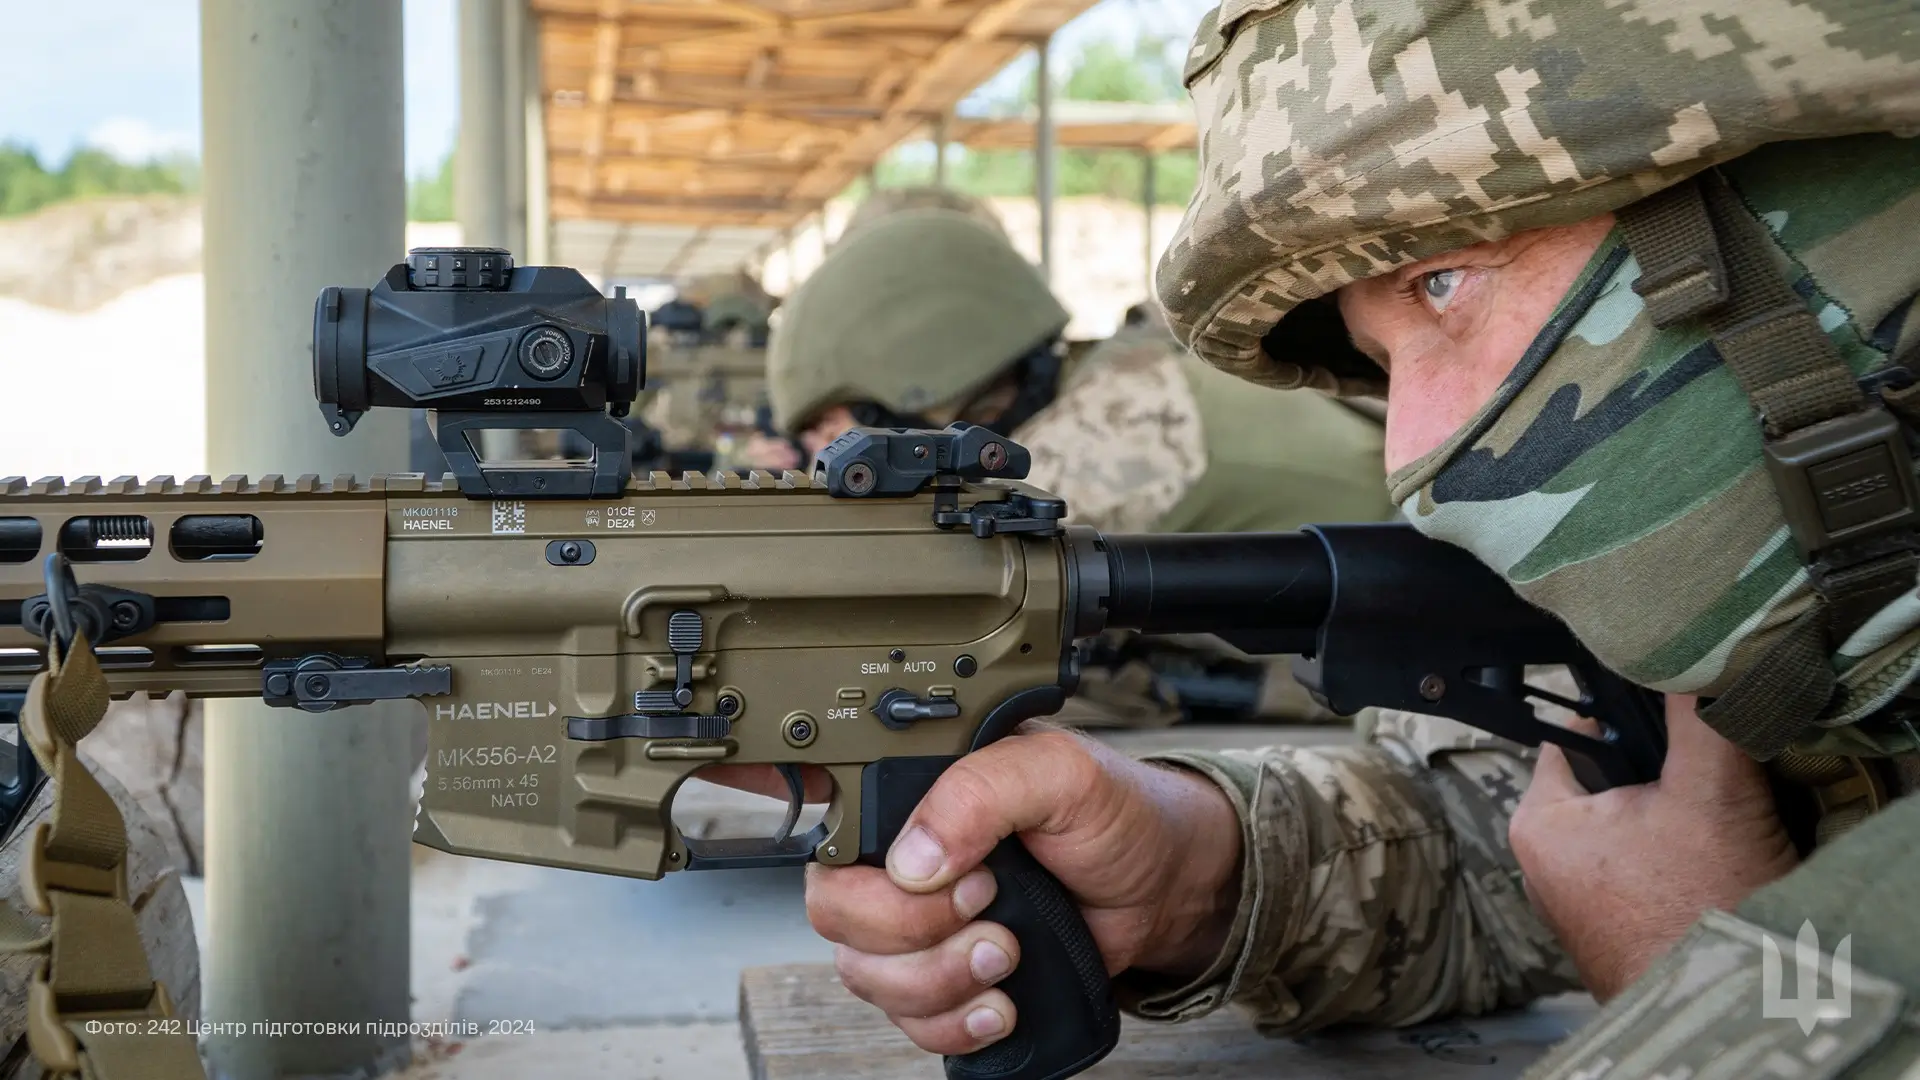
[1618,171,1920,758]
[0,555,206,1079]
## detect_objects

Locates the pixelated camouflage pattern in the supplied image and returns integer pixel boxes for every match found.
[1020,324,1397,534]
[1522,910,1907,1080]
[1019,325,1392,723]
[1391,137,1920,747]
[767,209,1068,432]
[838,186,1010,246]
[1118,712,1578,1029]
[1160,0,1920,394]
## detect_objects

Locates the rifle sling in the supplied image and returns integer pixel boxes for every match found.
[0,634,206,1079]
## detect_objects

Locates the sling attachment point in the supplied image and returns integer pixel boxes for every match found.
[0,553,208,1079]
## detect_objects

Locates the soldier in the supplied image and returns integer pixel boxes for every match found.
[761,205,1397,724]
[784,3,1920,1075]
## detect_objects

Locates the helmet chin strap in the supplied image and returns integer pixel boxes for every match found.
[981,339,1066,436]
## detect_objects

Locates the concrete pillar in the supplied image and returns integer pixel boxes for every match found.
[522,2,551,265]
[457,0,511,249]
[1034,36,1055,284]
[1142,151,1156,295]
[200,3,413,1077]
[459,0,519,460]
[934,113,950,188]
[501,0,529,259]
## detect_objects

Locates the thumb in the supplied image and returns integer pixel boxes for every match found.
[885,726,1091,894]
[1661,693,1767,801]
[1524,739,1588,807]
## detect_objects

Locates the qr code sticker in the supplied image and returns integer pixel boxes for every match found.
[491,501,527,534]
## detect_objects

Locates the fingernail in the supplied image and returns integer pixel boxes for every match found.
[970,940,1012,984]
[889,827,944,883]
[952,871,997,919]
[964,1006,1006,1040]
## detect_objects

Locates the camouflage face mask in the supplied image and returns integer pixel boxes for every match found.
[1385,138,1920,750]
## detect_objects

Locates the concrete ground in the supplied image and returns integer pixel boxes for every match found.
[184,725,1344,1078]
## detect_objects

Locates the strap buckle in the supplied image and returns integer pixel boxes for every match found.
[1763,405,1920,562]
[21,822,127,917]
[27,960,178,1077]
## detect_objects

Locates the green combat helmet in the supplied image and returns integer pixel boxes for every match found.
[837,186,1010,247]
[769,208,1069,435]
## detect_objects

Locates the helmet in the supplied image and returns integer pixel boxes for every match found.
[702,292,771,346]
[768,209,1069,433]
[838,186,1010,246]
[1159,1,1920,396]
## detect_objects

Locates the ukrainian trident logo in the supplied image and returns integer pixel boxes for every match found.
[1761,921,1852,1035]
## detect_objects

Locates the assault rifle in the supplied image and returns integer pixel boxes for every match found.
[0,248,1664,1080]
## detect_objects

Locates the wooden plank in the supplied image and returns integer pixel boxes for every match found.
[740,965,1598,1080]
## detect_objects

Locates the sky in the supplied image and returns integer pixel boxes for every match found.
[0,0,1209,177]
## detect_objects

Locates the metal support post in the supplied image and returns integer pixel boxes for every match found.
[200,2,414,1076]
[934,113,950,188]
[1034,36,1056,284]
[1142,151,1156,295]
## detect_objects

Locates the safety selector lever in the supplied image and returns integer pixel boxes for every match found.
[569,609,730,741]
[873,688,960,730]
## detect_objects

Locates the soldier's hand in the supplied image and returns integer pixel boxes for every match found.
[803,723,1242,1056]
[740,432,802,471]
[1510,695,1800,1001]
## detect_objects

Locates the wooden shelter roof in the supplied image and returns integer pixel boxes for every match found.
[943,100,1194,152]
[533,0,1101,278]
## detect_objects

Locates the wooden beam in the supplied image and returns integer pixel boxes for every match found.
[542,8,1037,51]
[555,150,815,171]
[1143,124,1197,152]
[552,196,805,228]
[744,47,777,90]
[577,0,627,200]
[688,0,781,28]
[784,0,1035,201]
[554,191,800,214]
[861,63,907,107]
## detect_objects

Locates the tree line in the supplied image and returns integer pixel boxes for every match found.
[0,144,198,217]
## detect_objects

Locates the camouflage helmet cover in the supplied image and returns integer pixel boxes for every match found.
[839,186,1010,246]
[1159,0,1920,396]
[768,209,1070,432]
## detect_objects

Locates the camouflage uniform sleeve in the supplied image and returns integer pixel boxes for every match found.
[1115,712,1579,1032]
[1017,343,1207,535]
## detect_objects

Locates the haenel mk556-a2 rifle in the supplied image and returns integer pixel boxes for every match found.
[0,249,1664,1080]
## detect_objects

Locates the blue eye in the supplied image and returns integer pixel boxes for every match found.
[1421,270,1463,313]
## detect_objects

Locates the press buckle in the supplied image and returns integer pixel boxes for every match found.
[27,960,178,1076]
[1763,406,1920,562]
[21,822,127,916]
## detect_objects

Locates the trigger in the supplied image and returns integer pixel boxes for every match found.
[773,763,805,846]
